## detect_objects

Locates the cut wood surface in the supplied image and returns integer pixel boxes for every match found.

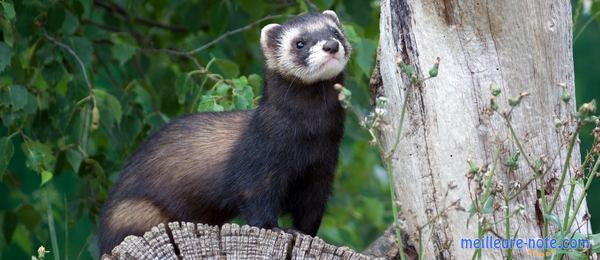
[102,222,376,260]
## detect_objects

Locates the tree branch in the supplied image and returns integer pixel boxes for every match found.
[92,0,188,33]
[186,14,291,55]
[43,31,94,156]
[43,31,93,93]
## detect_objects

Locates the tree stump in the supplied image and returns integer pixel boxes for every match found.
[101,222,375,259]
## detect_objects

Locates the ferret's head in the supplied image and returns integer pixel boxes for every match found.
[260,11,352,84]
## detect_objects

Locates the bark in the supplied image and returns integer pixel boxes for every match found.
[376,0,590,259]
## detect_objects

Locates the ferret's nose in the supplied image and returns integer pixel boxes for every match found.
[322,40,339,54]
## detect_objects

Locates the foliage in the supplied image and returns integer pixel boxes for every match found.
[0,0,384,259]
[573,0,600,235]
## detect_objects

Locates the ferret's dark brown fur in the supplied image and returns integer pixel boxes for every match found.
[98,11,351,255]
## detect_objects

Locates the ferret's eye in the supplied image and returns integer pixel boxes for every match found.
[296,41,305,49]
[331,29,341,38]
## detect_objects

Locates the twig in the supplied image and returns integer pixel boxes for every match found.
[187,14,290,55]
[92,0,188,33]
[574,10,600,42]
[502,114,538,174]
[43,31,93,93]
[46,193,60,260]
[43,31,94,155]
[384,90,409,159]
[142,48,222,83]
[566,156,599,230]
[548,125,580,212]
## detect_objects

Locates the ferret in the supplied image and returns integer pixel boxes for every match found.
[98,10,351,255]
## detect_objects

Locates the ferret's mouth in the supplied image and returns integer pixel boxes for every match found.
[320,57,340,68]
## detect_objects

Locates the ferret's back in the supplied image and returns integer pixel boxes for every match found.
[98,111,251,254]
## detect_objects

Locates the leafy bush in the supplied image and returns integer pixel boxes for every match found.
[0,1,387,259]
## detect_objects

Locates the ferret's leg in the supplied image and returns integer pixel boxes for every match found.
[287,163,334,236]
[240,183,282,229]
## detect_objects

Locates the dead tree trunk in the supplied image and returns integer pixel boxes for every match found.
[375,0,591,259]
[103,222,372,259]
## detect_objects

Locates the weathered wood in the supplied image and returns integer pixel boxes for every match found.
[102,222,375,260]
[377,0,589,259]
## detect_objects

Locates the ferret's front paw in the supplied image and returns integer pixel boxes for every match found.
[270,227,305,236]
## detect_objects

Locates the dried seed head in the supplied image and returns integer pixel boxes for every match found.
[495,182,504,194]
[575,169,584,180]
[396,56,403,65]
[579,100,597,115]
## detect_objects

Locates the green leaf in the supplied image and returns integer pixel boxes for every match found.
[428,60,439,78]
[22,141,55,172]
[42,62,65,86]
[356,38,377,77]
[66,148,82,173]
[2,212,17,245]
[15,204,41,231]
[215,82,231,96]
[46,5,66,33]
[198,95,215,112]
[234,93,249,110]
[66,37,93,68]
[40,170,53,186]
[0,42,11,73]
[239,0,267,18]
[482,195,494,214]
[111,34,138,66]
[590,233,600,253]
[491,82,501,96]
[242,85,255,108]
[12,224,32,254]
[543,213,561,228]
[9,85,28,111]
[343,25,360,45]
[212,102,224,112]
[62,11,80,35]
[2,1,15,20]
[0,136,14,177]
[215,58,240,78]
[79,0,92,17]
[248,74,262,94]
[80,158,105,179]
[362,197,384,226]
[566,250,586,259]
[95,89,123,126]
[505,151,520,170]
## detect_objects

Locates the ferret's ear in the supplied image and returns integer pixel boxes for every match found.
[260,24,281,51]
[322,10,340,24]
